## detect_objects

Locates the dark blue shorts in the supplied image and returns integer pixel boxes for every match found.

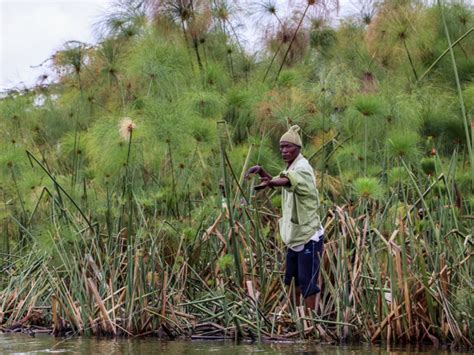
[284,237,324,298]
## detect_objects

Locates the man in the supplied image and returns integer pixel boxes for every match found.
[245,125,324,311]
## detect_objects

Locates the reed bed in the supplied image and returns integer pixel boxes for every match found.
[0,148,471,348]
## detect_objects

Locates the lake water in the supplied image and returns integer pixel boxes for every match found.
[0,333,469,354]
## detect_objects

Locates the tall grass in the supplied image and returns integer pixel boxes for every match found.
[0,158,471,346]
[0,0,472,348]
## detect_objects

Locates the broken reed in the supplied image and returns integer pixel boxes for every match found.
[0,147,471,348]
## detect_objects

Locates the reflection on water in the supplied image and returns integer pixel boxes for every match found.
[0,333,468,354]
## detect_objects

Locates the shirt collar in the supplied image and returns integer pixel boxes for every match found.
[287,153,304,171]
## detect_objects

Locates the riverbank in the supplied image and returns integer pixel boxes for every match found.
[1,205,472,348]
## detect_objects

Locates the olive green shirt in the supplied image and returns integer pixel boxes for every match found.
[278,154,322,249]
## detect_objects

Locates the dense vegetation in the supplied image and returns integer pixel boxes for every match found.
[0,0,472,347]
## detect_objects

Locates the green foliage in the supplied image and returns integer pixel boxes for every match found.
[353,177,384,200]
[382,91,422,131]
[387,130,420,160]
[419,90,468,150]
[218,254,233,272]
[310,20,337,54]
[125,29,193,100]
[249,137,282,175]
[334,143,364,172]
[353,94,383,117]
[188,90,225,118]
[275,68,304,88]
[202,62,232,91]
[420,157,437,176]
[429,2,474,42]
[330,19,369,72]
[463,82,474,114]
[387,167,410,188]
[453,286,474,340]
[343,94,388,173]
[344,94,387,138]
[271,194,281,209]
[54,41,89,77]
[84,116,143,181]
[224,86,260,143]
[96,0,147,40]
[465,196,474,213]
[0,1,471,233]
[312,64,360,111]
[455,168,473,195]
[0,1,473,345]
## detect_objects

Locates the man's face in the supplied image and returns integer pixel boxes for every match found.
[279,141,300,164]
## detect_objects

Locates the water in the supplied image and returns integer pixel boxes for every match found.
[0,333,468,354]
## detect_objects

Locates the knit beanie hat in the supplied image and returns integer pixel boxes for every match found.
[280,125,302,147]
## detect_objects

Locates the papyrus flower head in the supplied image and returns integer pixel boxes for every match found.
[119,117,136,141]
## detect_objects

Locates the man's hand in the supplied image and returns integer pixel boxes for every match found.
[254,176,272,191]
[245,165,275,190]
[245,165,272,180]
[244,165,261,179]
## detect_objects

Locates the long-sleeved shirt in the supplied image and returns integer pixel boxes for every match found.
[278,154,323,249]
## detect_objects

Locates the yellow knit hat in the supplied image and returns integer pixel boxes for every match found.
[280,125,302,147]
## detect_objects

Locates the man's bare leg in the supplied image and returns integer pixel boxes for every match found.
[294,287,316,311]
[287,285,302,307]
[289,285,316,311]
[295,287,302,305]
[304,294,316,312]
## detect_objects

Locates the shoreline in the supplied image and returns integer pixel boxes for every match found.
[1,324,471,351]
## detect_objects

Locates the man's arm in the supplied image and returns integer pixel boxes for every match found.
[254,177,290,190]
[245,165,272,180]
[246,165,291,190]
